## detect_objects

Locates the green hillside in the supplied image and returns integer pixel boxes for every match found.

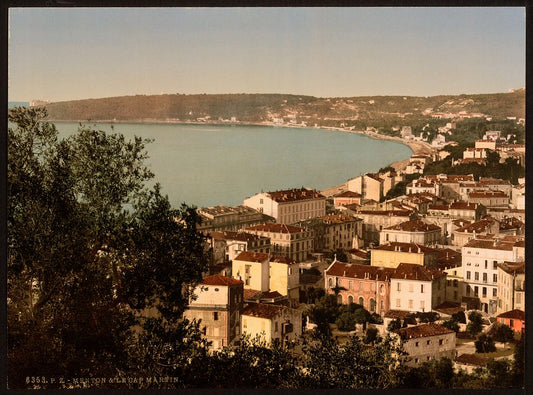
[41,90,525,125]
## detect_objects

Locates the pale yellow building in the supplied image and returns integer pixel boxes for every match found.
[241,303,302,345]
[370,242,439,269]
[497,261,525,315]
[232,251,270,292]
[269,255,300,303]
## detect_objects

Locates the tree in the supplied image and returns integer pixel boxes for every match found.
[363,326,380,344]
[489,323,514,345]
[475,334,496,353]
[466,311,483,336]
[7,107,209,389]
[442,319,460,332]
[387,318,402,332]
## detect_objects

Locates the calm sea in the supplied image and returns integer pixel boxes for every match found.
[52,122,412,208]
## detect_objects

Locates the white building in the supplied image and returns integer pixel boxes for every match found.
[389,263,447,313]
[379,219,442,246]
[461,237,524,315]
[244,187,326,224]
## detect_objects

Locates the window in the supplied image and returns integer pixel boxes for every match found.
[396,299,401,308]
[348,281,353,290]
[275,322,278,333]
[427,340,430,345]
[493,288,497,297]
[358,297,364,306]
[415,342,419,347]
[483,273,487,283]
[475,272,479,281]
[466,271,471,280]
[466,286,470,296]
[493,274,498,283]
[439,339,443,345]
[397,283,401,292]
[482,287,487,297]
[474,286,479,297]
[493,261,498,270]
[328,278,333,287]
[484,260,488,269]
[420,300,425,311]
[421,284,424,293]
[348,295,354,304]
[213,312,219,321]
[408,300,413,309]
[259,198,263,204]
[516,293,522,303]
[453,280,458,288]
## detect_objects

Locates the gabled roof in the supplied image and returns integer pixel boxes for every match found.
[497,309,525,320]
[234,251,270,262]
[243,289,262,301]
[201,275,243,286]
[395,323,454,340]
[241,303,286,319]
[455,218,496,234]
[391,263,446,282]
[384,219,441,232]
[245,223,308,234]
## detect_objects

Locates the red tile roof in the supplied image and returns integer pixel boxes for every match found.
[478,177,511,185]
[234,251,270,262]
[245,223,308,234]
[267,187,325,203]
[437,248,462,266]
[391,263,446,281]
[384,219,441,232]
[428,204,449,211]
[241,303,286,319]
[243,289,262,300]
[395,323,454,340]
[450,202,478,211]
[497,309,525,320]
[463,238,515,251]
[454,218,496,234]
[335,190,362,198]
[201,274,244,286]
[468,190,508,198]
[498,261,525,275]
[455,354,489,367]
[325,261,395,280]
[384,310,412,319]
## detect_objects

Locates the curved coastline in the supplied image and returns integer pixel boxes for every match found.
[47,118,434,199]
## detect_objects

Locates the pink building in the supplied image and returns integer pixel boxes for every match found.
[324,260,395,315]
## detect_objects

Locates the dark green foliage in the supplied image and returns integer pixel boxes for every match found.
[475,334,496,353]
[489,323,515,344]
[510,333,524,387]
[387,318,403,332]
[452,311,466,324]
[335,311,357,331]
[466,311,483,336]
[402,357,454,389]
[363,326,380,344]
[442,319,460,332]
[8,107,209,389]
[383,173,421,201]
[413,311,439,323]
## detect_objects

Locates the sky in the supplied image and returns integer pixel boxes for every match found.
[8,7,526,102]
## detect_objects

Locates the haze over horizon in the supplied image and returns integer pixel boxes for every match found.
[9,7,525,103]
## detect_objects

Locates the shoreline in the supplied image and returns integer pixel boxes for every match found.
[46,118,436,199]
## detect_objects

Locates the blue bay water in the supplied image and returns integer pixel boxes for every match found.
[52,122,412,208]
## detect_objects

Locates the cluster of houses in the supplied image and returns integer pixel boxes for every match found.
[183,165,525,368]
[453,130,525,167]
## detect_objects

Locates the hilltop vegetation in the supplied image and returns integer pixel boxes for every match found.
[42,90,525,125]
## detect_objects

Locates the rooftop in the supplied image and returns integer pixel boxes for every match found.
[463,238,515,251]
[335,190,362,198]
[384,310,413,320]
[391,263,446,282]
[468,190,508,198]
[209,231,264,242]
[497,309,525,320]
[455,354,490,367]
[234,251,270,263]
[270,255,297,265]
[395,323,454,340]
[498,261,525,275]
[373,242,437,254]
[266,187,325,203]
[320,214,359,225]
[325,261,395,280]
[454,218,496,234]
[245,223,308,234]
[241,303,286,319]
[199,205,259,217]
[450,202,478,211]
[384,219,441,232]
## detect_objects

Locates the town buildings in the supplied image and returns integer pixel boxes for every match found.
[241,303,303,345]
[497,261,525,315]
[370,242,439,269]
[183,275,244,350]
[197,205,271,232]
[243,187,326,224]
[244,223,313,262]
[379,219,441,246]
[394,323,456,366]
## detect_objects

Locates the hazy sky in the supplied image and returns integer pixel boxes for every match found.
[8,7,525,102]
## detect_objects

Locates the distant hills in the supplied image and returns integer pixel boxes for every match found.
[40,90,525,126]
